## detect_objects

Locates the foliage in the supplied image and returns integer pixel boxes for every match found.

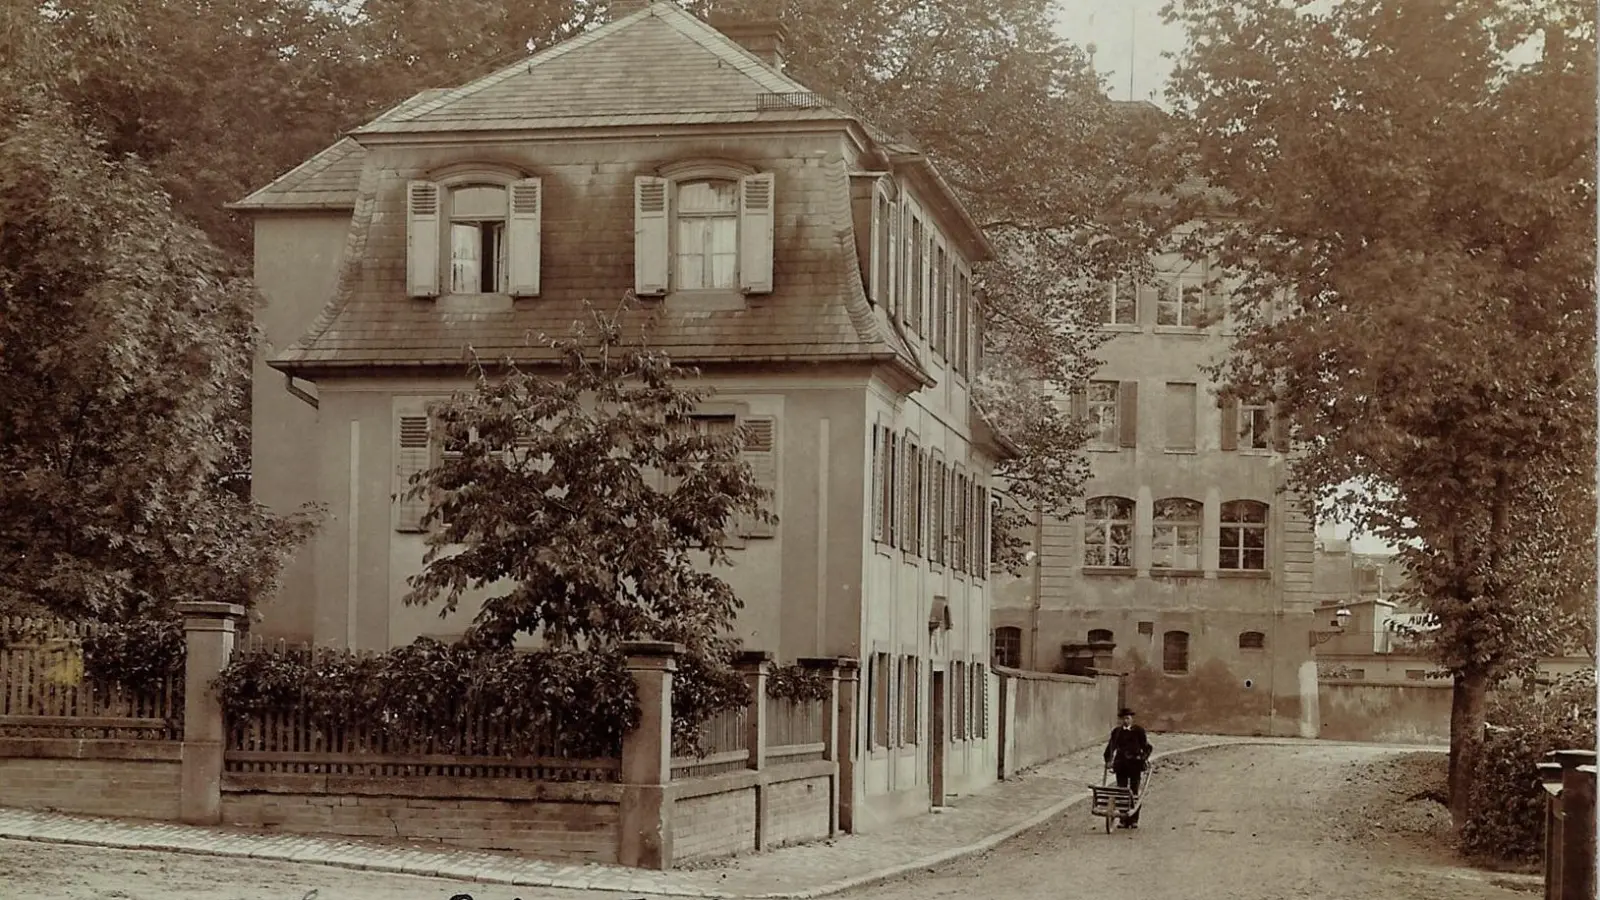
[671,650,753,756]
[216,638,640,759]
[404,301,767,741]
[80,617,186,694]
[1160,0,1596,826]
[0,49,323,624]
[766,664,832,703]
[1460,670,1598,862]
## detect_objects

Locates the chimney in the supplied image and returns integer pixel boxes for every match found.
[709,15,789,71]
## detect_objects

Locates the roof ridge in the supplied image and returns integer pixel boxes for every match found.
[366,7,655,130]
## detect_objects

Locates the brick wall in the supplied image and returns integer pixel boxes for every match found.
[220,775,622,862]
[0,739,181,820]
[763,774,831,849]
[671,784,757,863]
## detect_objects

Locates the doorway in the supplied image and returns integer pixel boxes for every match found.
[929,667,947,807]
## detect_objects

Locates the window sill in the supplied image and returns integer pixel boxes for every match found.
[1086,444,1126,453]
[437,292,513,313]
[1151,568,1204,579]
[1100,323,1141,333]
[1218,569,1270,579]
[665,290,747,312]
[1153,325,1207,336]
[1236,448,1275,457]
[1081,566,1136,578]
[1164,448,1197,455]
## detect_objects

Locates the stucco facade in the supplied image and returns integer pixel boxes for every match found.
[991,252,1320,738]
[238,3,1004,830]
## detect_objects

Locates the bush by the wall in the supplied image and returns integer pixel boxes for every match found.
[80,616,186,698]
[766,664,831,702]
[1460,668,1597,862]
[216,638,641,759]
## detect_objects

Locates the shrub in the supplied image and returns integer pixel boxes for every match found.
[215,638,640,759]
[80,616,186,697]
[1460,668,1597,862]
[766,663,832,702]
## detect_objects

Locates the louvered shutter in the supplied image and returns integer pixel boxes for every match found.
[394,415,431,532]
[506,178,542,297]
[1220,398,1240,451]
[886,199,900,317]
[738,173,775,294]
[887,432,899,547]
[406,181,440,298]
[1118,381,1139,448]
[869,189,884,304]
[1272,406,1291,453]
[739,416,778,538]
[634,176,670,296]
[871,426,885,542]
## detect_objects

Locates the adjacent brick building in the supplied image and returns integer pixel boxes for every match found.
[234,0,1007,830]
[990,239,1321,738]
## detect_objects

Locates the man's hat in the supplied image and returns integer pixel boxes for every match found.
[1118,707,1136,717]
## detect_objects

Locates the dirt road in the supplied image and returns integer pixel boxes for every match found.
[850,743,1537,900]
[0,743,1539,900]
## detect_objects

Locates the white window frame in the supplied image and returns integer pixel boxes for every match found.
[1087,381,1120,447]
[1240,402,1273,451]
[1082,495,1134,569]
[1151,497,1202,571]
[1220,500,1269,571]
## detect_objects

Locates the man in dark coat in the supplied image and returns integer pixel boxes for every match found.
[1103,707,1152,828]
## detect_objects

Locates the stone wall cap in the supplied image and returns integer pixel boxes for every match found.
[796,656,841,670]
[734,649,775,665]
[176,601,247,619]
[619,640,684,657]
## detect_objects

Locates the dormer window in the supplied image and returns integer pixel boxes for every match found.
[407,173,542,299]
[635,164,774,298]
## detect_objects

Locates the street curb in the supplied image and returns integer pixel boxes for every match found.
[0,739,1447,899]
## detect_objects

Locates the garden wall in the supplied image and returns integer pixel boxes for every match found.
[1317,680,1452,744]
[997,668,1120,777]
[221,774,622,860]
[0,739,182,820]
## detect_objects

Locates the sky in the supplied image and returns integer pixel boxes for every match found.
[1053,0,1188,108]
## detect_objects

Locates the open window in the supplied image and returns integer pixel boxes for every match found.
[407,176,541,298]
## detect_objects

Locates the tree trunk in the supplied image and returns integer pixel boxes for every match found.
[1447,666,1491,830]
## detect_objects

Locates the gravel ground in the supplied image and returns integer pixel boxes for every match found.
[0,743,1543,900]
[845,743,1540,900]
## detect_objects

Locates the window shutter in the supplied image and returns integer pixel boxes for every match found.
[886,200,900,316]
[394,415,431,532]
[740,416,778,538]
[1069,388,1089,421]
[506,178,542,297]
[1220,398,1240,451]
[1118,381,1139,448]
[406,181,440,298]
[869,189,884,304]
[1272,406,1291,453]
[634,176,670,296]
[871,426,884,542]
[738,173,776,294]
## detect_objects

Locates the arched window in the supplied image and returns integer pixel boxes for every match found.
[1087,628,1114,644]
[1083,496,1134,567]
[1162,630,1190,674]
[1220,500,1269,571]
[1239,631,1266,650]
[993,626,1022,669]
[1152,497,1202,570]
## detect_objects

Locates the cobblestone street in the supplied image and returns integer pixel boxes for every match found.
[0,740,1539,900]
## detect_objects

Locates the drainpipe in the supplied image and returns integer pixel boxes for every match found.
[284,373,319,409]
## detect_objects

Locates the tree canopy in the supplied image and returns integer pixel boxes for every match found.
[1160,0,1596,826]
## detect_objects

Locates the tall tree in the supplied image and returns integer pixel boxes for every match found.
[1161,0,1596,828]
[0,5,320,623]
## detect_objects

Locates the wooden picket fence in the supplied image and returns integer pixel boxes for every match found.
[766,695,827,764]
[223,637,619,783]
[671,706,750,779]
[0,617,183,741]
